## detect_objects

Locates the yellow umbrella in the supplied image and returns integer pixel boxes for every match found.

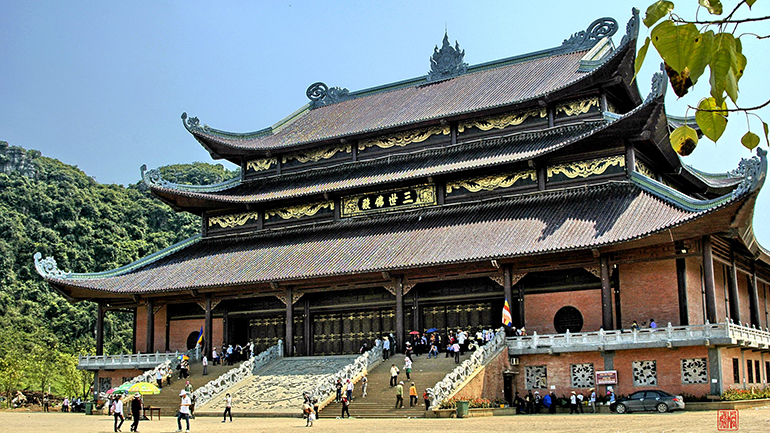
[128,382,161,395]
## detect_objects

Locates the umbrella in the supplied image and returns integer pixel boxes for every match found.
[128,382,161,395]
[105,388,116,395]
[113,382,133,394]
[409,331,420,335]
[426,328,438,333]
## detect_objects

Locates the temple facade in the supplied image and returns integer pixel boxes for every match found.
[37,9,770,399]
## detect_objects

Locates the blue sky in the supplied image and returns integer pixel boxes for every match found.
[2,1,768,243]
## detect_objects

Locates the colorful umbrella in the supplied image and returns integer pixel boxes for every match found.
[409,331,420,335]
[113,382,133,394]
[127,382,161,395]
[426,328,438,333]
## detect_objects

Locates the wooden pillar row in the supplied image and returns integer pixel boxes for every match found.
[749,263,761,328]
[703,236,718,323]
[727,251,741,323]
[204,294,213,358]
[395,276,404,354]
[600,254,613,330]
[146,298,154,353]
[96,301,105,356]
[285,287,294,357]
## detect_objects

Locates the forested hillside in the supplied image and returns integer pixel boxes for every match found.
[0,141,238,399]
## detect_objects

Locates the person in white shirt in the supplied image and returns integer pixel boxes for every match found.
[345,379,354,401]
[202,355,208,376]
[222,393,232,422]
[112,395,124,432]
[389,364,400,387]
[176,391,191,432]
[361,374,368,397]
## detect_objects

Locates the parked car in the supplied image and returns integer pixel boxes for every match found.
[615,390,685,414]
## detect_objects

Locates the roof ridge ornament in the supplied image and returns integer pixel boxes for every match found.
[646,63,668,103]
[34,252,70,279]
[730,148,767,198]
[561,17,619,52]
[427,32,468,82]
[306,82,352,109]
[141,164,172,189]
[619,8,641,48]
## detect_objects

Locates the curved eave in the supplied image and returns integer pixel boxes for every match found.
[184,14,641,160]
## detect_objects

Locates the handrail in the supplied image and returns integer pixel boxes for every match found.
[306,339,384,406]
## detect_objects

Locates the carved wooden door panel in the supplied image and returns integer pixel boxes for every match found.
[249,315,285,354]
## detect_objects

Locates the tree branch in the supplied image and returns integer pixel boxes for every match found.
[671,15,770,25]
[687,98,770,113]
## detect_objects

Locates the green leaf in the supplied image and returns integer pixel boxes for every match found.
[651,21,700,72]
[644,1,675,27]
[709,44,737,105]
[696,98,728,142]
[687,30,713,84]
[634,37,651,82]
[670,125,699,156]
[747,0,756,7]
[763,122,769,146]
[698,0,723,15]
[742,131,760,150]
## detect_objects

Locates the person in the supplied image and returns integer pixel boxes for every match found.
[184,381,193,394]
[312,397,319,418]
[382,336,390,360]
[534,391,541,413]
[335,379,343,403]
[631,320,640,331]
[222,393,232,423]
[395,381,404,408]
[569,391,578,414]
[525,390,534,414]
[302,400,312,424]
[176,391,191,433]
[202,354,208,376]
[423,389,430,410]
[359,342,368,354]
[130,393,142,433]
[341,396,350,418]
[549,391,557,414]
[589,388,596,413]
[156,369,164,389]
[457,329,466,355]
[576,392,584,413]
[345,379,354,402]
[390,364,400,387]
[62,397,69,413]
[112,395,124,433]
[42,394,49,412]
[542,391,552,413]
[607,389,616,412]
[165,367,172,386]
[212,348,219,366]
[409,382,418,407]
[452,341,461,364]
[650,318,657,330]
[404,342,414,361]
[404,356,413,380]
[360,374,368,397]
[513,392,524,414]
[427,343,438,358]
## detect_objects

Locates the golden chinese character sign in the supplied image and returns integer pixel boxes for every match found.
[341,184,436,217]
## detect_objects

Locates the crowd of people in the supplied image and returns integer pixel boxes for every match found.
[513,387,615,414]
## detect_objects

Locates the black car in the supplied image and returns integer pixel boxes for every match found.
[615,390,685,414]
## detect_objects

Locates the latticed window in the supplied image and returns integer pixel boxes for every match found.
[525,365,547,389]
[747,360,754,383]
[571,363,595,388]
[632,360,657,386]
[681,358,707,384]
[733,359,740,383]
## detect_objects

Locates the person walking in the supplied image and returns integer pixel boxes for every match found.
[423,390,430,410]
[409,383,418,407]
[176,391,191,433]
[335,379,343,402]
[569,391,578,414]
[156,369,164,389]
[129,393,142,433]
[404,356,413,380]
[577,392,584,413]
[360,374,368,397]
[389,364,400,387]
[345,379,354,401]
[589,388,596,413]
[395,381,405,408]
[42,394,49,412]
[222,393,232,423]
[202,355,208,376]
[382,336,390,360]
[341,396,350,418]
[452,341,461,364]
[112,395,124,433]
[302,400,313,427]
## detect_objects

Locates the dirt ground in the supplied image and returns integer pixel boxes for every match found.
[2,408,769,433]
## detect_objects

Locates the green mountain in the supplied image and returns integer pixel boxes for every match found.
[0,141,238,399]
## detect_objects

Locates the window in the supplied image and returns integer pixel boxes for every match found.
[571,363,595,388]
[766,361,770,384]
[681,358,708,384]
[632,360,657,386]
[747,360,754,383]
[525,365,547,389]
[756,360,762,383]
[554,306,583,333]
[733,359,740,383]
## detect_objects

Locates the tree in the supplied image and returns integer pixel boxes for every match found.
[636,0,769,155]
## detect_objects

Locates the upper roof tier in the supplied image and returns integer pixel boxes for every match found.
[183,12,642,161]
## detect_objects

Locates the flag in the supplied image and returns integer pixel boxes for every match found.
[502,299,513,327]
[196,326,204,346]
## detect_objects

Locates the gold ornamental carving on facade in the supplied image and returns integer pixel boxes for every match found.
[547,155,625,179]
[208,212,260,229]
[458,108,546,133]
[246,158,277,173]
[635,160,655,179]
[282,144,351,165]
[341,184,436,217]
[265,201,334,221]
[358,125,450,151]
[446,170,536,194]
[556,96,600,116]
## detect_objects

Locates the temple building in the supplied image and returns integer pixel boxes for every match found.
[37,9,770,399]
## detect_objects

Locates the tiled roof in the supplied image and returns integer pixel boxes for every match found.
[39,178,750,295]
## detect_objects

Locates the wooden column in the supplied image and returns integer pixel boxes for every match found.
[285,287,294,357]
[749,263,761,328]
[600,255,613,330]
[204,294,213,358]
[395,276,404,353]
[503,266,513,324]
[612,266,622,329]
[146,298,154,353]
[537,165,546,191]
[625,142,636,174]
[304,299,311,356]
[412,291,420,334]
[727,251,741,323]
[96,301,105,356]
[676,258,689,325]
[517,281,526,329]
[702,236,718,323]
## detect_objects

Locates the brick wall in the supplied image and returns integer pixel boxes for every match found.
[686,257,705,325]
[453,348,511,402]
[515,351,604,395]
[721,347,770,390]
[167,318,224,353]
[524,289,602,334]
[618,260,679,328]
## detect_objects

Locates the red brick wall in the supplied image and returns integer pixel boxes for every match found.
[524,290,602,334]
[98,369,144,387]
[517,346,711,398]
[167,318,224,353]
[454,348,511,401]
[686,257,705,324]
[618,260,679,328]
[721,347,769,389]
[135,305,148,352]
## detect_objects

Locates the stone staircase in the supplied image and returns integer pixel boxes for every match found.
[141,359,244,416]
[319,351,473,418]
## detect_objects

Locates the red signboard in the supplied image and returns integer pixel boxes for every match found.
[595,370,618,385]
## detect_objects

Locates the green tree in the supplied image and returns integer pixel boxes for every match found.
[637,0,769,154]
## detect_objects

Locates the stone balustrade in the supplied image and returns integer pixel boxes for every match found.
[78,351,188,370]
[507,319,770,355]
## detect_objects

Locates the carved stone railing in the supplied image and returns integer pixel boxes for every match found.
[507,319,770,355]
[78,352,184,370]
[307,339,384,406]
[193,341,283,407]
[427,328,507,409]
